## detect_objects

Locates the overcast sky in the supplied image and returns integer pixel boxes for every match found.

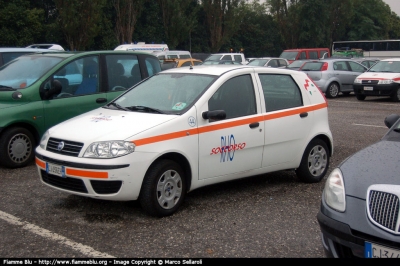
[382,0,400,16]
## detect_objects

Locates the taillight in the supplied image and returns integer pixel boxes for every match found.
[321,62,328,71]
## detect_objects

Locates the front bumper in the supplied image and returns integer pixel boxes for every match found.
[317,195,400,258]
[353,83,398,97]
[35,147,156,201]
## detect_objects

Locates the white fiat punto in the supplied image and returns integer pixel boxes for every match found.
[35,65,333,217]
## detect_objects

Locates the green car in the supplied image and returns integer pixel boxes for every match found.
[0,50,161,168]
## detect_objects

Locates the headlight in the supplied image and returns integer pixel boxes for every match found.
[39,130,50,149]
[354,78,361,84]
[324,168,346,212]
[83,141,135,158]
[378,79,393,84]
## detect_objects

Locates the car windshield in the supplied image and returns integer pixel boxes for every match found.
[110,73,217,114]
[205,55,222,61]
[247,59,269,66]
[300,62,323,71]
[368,61,400,73]
[279,51,298,60]
[0,55,63,88]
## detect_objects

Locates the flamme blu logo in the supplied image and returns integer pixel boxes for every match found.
[210,134,246,162]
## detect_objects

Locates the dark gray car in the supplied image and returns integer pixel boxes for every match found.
[299,58,368,98]
[318,113,400,258]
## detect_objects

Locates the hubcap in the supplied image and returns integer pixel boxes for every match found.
[307,145,327,177]
[8,133,32,163]
[157,169,182,209]
[330,84,339,97]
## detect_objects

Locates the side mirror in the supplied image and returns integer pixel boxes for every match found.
[202,110,226,121]
[40,80,63,100]
[384,114,400,129]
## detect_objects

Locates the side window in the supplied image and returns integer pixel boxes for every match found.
[333,61,349,71]
[259,74,303,112]
[106,54,138,91]
[179,54,191,59]
[278,59,288,67]
[221,55,231,61]
[208,74,256,120]
[348,61,366,72]
[52,57,99,97]
[309,51,318,59]
[181,61,192,67]
[267,60,278,67]
[299,52,307,59]
[233,55,242,62]
[145,56,162,77]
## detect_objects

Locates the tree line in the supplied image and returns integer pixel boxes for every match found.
[1,0,400,57]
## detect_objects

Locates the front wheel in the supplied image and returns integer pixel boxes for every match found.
[390,87,400,102]
[0,127,36,168]
[139,159,186,217]
[356,93,366,101]
[295,139,330,183]
[325,82,339,98]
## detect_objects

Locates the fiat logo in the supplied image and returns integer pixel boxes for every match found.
[57,141,65,151]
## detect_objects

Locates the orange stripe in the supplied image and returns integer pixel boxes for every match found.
[65,168,108,179]
[133,103,327,146]
[36,157,46,169]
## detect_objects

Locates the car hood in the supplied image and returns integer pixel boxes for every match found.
[356,72,400,82]
[340,140,400,199]
[48,108,178,142]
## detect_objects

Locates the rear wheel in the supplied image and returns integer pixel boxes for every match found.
[0,127,36,168]
[325,82,339,98]
[139,159,186,217]
[295,139,330,183]
[390,87,400,102]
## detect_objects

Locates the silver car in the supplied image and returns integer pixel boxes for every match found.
[247,57,289,68]
[299,58,368,98]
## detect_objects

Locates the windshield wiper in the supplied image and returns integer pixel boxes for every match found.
[126,105,165,114]
[107,102,130,111]
[0,85,16,91]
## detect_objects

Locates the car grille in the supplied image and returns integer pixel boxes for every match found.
[90,180,122,194]
[368,190,400,234]
[361,80,379,85]
[41,170,88,193]
[46,138,84,157]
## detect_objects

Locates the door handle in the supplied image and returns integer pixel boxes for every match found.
[249,122,259,128]
[96,98,107,103]
[300,112,308,118]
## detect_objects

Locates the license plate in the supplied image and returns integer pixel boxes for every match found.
[46,162,65,178]
[364,86,373,91]
[365,241,400,258]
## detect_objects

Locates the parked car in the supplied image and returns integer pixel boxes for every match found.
[279,48,330,63]
[299,58,368,98]
[351,58,380,68]
[35,65,333,217]
[0,47,62,67]
[204,53,247,64]
[246,57,289,68]
[0,50,161,169]
[160,58,203,70]
[353,58,400,102]
[286,59,312,71]
[318,113,400,258]
[26,44,65,51]
[201,60,241,65]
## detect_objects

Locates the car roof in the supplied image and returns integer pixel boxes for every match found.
[380,58,400,61]
[13,50,157,60]
[0,47,63,53]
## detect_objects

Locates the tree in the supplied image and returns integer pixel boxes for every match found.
[157,0,200,49]
[202,0,246,52]
[113,0,146,45]
[53,0,106,51]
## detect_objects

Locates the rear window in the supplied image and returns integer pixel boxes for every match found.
[300,62,323,71]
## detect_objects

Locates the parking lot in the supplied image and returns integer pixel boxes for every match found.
[0,94,398,258]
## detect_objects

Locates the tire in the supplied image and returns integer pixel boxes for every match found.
[0,127,36,168]
[295,139,330,183]
[139,159,186,217]
[325,82,339,98]
[356,93,366,101]
[390,87,400,102]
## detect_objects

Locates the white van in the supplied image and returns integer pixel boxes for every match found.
[153,50,192,61]
[114,42,169,54]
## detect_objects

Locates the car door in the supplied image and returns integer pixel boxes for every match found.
[198,73,264,180]
[257,73,311,168]
[42,55,108,131]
